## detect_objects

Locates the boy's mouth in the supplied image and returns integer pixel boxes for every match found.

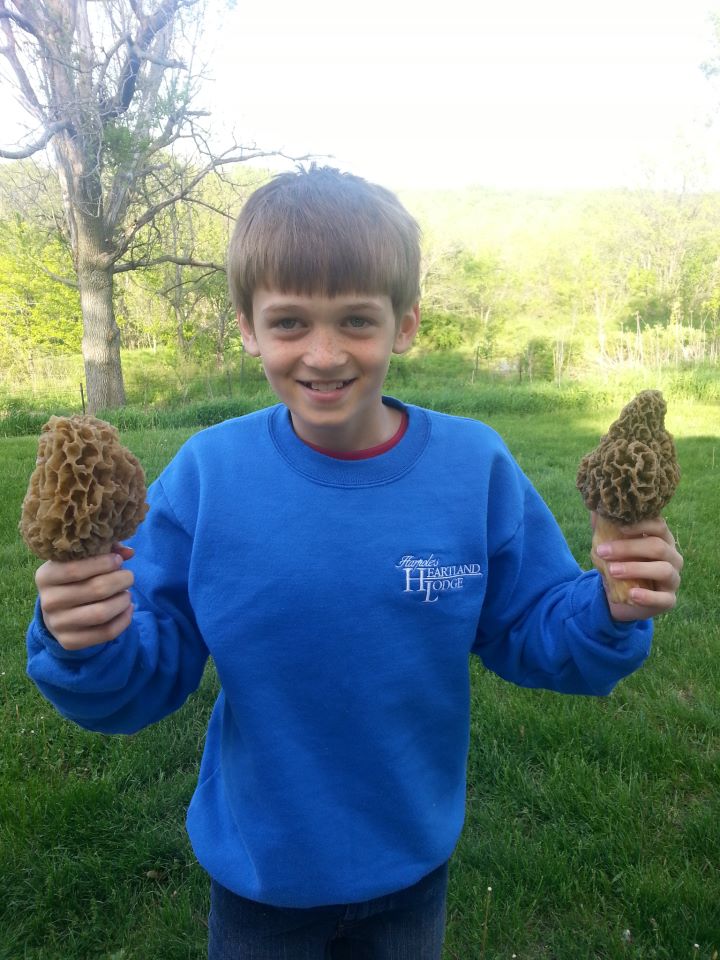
[299,379,354,393]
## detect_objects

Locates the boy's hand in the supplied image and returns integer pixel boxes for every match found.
[35,542,135,651]
[591,514,683,622]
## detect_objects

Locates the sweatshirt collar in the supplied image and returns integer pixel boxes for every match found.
[267,397,430,487]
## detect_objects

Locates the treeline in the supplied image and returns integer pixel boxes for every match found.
[1,160,720,385]
[407,186,720,381]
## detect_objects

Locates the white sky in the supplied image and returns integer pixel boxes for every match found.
[2,0,720,192]
[205,0,720,191]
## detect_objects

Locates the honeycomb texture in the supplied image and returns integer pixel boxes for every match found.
[576,390,680,524]
[20,415,148,561]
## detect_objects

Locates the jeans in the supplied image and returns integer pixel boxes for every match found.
[207,862,449,960]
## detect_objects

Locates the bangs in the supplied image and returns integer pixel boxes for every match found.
[253,206,418,312]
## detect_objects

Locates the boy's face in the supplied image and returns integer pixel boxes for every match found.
[239,289,420,451]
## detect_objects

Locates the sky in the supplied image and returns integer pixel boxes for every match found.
[205,0,720,191]
[2,0,720,192]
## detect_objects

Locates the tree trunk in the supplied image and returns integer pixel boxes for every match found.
[77,243,126,413]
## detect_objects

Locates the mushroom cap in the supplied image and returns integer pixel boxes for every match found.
[576,390,680,523]
[19,415,148,561]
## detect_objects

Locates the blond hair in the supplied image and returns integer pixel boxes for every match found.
[227,166,421,321]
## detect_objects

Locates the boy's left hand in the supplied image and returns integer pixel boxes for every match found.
[591,514,683,622]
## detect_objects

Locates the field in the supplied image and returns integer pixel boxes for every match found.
[0,380,718,959]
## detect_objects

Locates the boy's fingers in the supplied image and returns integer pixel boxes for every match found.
[48,589,133,632]
[40,569,134,613]
[36,552,122,588]
[632,586,678,609]
[607,581,679,619]
[607,560,681,590]
[599,535,679,564]
[618,518,677,547]
[55,602,135,651]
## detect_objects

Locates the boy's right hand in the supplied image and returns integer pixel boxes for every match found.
[35,543,135,651]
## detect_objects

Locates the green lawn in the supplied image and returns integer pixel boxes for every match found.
[1,397,718,959]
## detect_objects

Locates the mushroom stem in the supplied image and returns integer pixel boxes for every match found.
[591,514,645,605]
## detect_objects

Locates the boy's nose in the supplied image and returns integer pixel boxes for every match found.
[304,330,347,369]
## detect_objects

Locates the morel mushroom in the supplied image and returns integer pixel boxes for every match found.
[576,390,680,604]
[20,415,148,562]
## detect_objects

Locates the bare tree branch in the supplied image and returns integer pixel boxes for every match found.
[183,196,236,220]
[0,119,71,158]
[100,0,182,120]
[113,253,226,274]
[0,17,44,113]
[37,262,79,288]
[136,48,184,69]
[0,4,42,41]
[112,147,283,259]
[160,267,219,293]
[91,32,131,101]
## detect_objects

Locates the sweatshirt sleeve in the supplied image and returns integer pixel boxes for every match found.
[471,451,652,697]
[26,477,210,734]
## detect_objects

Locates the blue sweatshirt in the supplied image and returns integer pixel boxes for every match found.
[26,400,652,907]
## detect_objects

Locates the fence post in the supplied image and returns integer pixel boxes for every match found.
[472,344,480,383]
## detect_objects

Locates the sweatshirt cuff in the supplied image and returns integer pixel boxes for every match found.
[29,597,111,661]
[570,570,651,643]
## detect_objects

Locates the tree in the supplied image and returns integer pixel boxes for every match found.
[420,241,510,354]
[0,0,275,411]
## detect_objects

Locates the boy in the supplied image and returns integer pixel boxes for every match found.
[27,166,683,960]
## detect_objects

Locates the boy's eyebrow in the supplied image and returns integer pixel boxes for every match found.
[261,299,384,315]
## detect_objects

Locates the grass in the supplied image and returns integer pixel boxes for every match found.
[0,386,718,959]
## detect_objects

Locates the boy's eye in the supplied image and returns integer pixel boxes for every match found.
[346,316,371,328]
[275,318,300,330]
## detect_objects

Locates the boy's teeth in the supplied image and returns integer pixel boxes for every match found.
[309,381,346,392]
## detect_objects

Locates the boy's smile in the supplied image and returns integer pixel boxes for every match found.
[239,290,419,452]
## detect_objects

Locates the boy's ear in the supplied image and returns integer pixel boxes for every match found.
[392,303,420,355]
[238,311,261,357]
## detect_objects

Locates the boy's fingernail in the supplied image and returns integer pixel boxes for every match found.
[609,563,624,577]
[596,544,612,558]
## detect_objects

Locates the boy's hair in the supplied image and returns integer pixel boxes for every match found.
[227,165,421,321]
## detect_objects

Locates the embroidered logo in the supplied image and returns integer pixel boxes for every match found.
[396,554,483,603]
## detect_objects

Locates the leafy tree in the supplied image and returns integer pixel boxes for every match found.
[0,214,81,372]
[420,241,511,355]
[0,0,277,411]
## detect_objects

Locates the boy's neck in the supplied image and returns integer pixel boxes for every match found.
[300,409,408,460]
